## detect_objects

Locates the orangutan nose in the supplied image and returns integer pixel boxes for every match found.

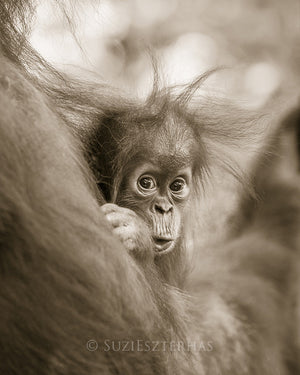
[154,201,173,214]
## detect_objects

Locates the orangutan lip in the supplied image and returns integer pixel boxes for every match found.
[153,237,174,252]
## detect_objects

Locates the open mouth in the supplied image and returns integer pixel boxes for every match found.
[153,237,174,254]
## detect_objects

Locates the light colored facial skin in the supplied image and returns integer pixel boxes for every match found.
[124,162,192,254]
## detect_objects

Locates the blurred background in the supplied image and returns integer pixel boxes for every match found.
[29,0,299,246]
[30,0,299,107]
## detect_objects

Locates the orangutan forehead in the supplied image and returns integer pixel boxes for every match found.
[152,147,194,169]
[152,130,196,165]
[133,140,196,174]
[120,111,199,172]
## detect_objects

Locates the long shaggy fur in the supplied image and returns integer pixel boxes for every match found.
[0,1,300,374]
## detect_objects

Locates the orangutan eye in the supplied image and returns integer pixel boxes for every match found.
[169,178,186,193]
[138,175,156,191]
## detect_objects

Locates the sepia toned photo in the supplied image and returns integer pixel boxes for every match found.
[0,1,299,374]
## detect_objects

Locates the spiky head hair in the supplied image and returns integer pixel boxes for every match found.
[87,71,264,202]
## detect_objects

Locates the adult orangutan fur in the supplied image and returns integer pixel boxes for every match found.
[0,1,299,374]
